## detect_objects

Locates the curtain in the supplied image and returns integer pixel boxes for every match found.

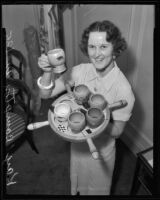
[24,4,60,115]
[38,4,60,54]
[37,4,74,53]
[27,4,73,114]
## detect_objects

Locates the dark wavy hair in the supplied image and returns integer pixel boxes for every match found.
[79,20,127,58]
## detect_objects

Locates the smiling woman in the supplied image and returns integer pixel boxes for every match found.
[37,19,135,195]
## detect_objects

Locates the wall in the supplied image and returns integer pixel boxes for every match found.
[122,5,154,153]
[63,5,154,154]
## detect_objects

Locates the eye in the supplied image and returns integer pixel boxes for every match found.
[88,45,95,49]
[101,45,108,49]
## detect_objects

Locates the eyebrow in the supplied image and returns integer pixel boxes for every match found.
[88,43,110,46]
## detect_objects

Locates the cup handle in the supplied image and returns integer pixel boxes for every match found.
[108,100,128,110]
[27,121,49,130]
[86,137,99,160]
[82,130,99,159]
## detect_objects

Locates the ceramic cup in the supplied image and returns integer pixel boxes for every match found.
[88,93,107,111]
[68,111,86,133]
[47,48,66,73]
[73,84,91,105]
[86,107,105,128]
[54,103,71,122]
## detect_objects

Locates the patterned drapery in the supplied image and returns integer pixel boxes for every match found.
[38,4,74,53]
[39,5,60,54]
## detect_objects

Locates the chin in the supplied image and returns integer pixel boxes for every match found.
[93,62,106,70]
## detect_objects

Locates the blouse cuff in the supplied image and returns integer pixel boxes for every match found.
[37,76,54,90]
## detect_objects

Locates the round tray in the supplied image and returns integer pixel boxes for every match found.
[48,93,110,142]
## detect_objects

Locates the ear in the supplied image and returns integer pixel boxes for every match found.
[113,55,116,60]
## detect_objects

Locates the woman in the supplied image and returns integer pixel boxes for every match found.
[37,20,135,195]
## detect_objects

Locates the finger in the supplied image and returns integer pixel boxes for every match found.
[38,55,49,62]
[38,57,50,65]
[39,65,52,72]
[41,54,48,58]
[38,61,50,68]
[38,57,49,64]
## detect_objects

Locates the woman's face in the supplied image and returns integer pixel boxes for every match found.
[87,32,114,71]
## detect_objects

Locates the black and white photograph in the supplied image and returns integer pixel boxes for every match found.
[1,3,157,197]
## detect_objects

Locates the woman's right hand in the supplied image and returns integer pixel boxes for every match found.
[38,54,52,72]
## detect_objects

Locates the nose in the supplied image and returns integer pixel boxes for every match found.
[94,48,101,57]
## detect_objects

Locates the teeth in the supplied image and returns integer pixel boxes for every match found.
[95,58,103,61]
[96,59,103,62]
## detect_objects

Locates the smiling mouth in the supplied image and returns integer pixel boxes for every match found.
[95,59,103,63]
